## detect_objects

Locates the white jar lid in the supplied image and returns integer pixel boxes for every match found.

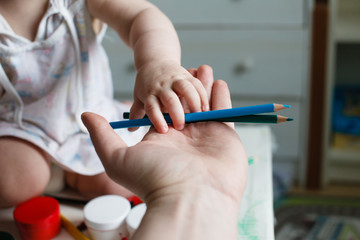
[84,195,131,231]
[126,203,147,234]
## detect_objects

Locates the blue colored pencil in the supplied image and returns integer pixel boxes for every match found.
[109,103,290,129]
[122,112,293,124]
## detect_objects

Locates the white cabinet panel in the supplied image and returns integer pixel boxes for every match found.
[149,0,305,25]
[178,30,306,98]
[102,30,136,96]
[103,29,306,99]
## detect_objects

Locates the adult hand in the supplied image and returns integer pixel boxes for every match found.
[82,65,248,240]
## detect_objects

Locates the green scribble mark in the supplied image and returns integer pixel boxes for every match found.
[238,200,265,240]
[248,156,258,166]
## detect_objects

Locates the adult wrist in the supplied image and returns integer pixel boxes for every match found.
[132,185,241,240]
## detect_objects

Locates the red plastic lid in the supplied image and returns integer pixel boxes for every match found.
[127,195,143,207]
[13,196,60,231]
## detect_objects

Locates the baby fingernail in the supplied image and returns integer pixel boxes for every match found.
[161,125,168,133]
[203,105,209,111]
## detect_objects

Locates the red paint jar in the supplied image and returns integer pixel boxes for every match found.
[13,196,61,240]
[127,195,143,207]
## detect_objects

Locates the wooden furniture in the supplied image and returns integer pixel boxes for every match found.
[322,0,360,185]
[102,0,312,185]
[306,0,329,189]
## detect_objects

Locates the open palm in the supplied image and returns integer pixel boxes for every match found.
[82,65,248,204]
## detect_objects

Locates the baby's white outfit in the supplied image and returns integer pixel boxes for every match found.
[0,0,146,175]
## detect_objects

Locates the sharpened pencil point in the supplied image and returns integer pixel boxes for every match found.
[286,118,294,121]
[274,103,291,112]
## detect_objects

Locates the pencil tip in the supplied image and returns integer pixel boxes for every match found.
[274,103,291,112]
[286,118,294,121]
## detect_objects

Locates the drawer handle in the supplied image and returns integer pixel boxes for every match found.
[233,58,254,75]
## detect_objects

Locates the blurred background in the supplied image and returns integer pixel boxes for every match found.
[102,0,360,239]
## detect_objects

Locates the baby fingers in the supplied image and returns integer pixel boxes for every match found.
[158,90,185,130]
[172,78,209,113]
[144,95,169,133]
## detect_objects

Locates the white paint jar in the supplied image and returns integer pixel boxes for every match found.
[84,195,131,240]
[126,203,147,238]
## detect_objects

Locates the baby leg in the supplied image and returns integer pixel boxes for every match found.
[65,171,133,199]
[0,137,51,208]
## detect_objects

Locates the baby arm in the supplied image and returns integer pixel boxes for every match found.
[87,0,209,133]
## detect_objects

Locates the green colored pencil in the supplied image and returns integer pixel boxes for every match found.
[122,112,293,124]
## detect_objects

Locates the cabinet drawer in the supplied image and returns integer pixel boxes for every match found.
[232,99,301,158]
[103,29,306,99]
[149,0,304,25]
[179,30,306,98]
[103,29,302,159]
[103,30,136,98]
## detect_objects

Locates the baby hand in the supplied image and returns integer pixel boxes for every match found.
[130,60,209,133]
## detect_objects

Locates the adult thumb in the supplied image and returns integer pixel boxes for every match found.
[81,112,127,170]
